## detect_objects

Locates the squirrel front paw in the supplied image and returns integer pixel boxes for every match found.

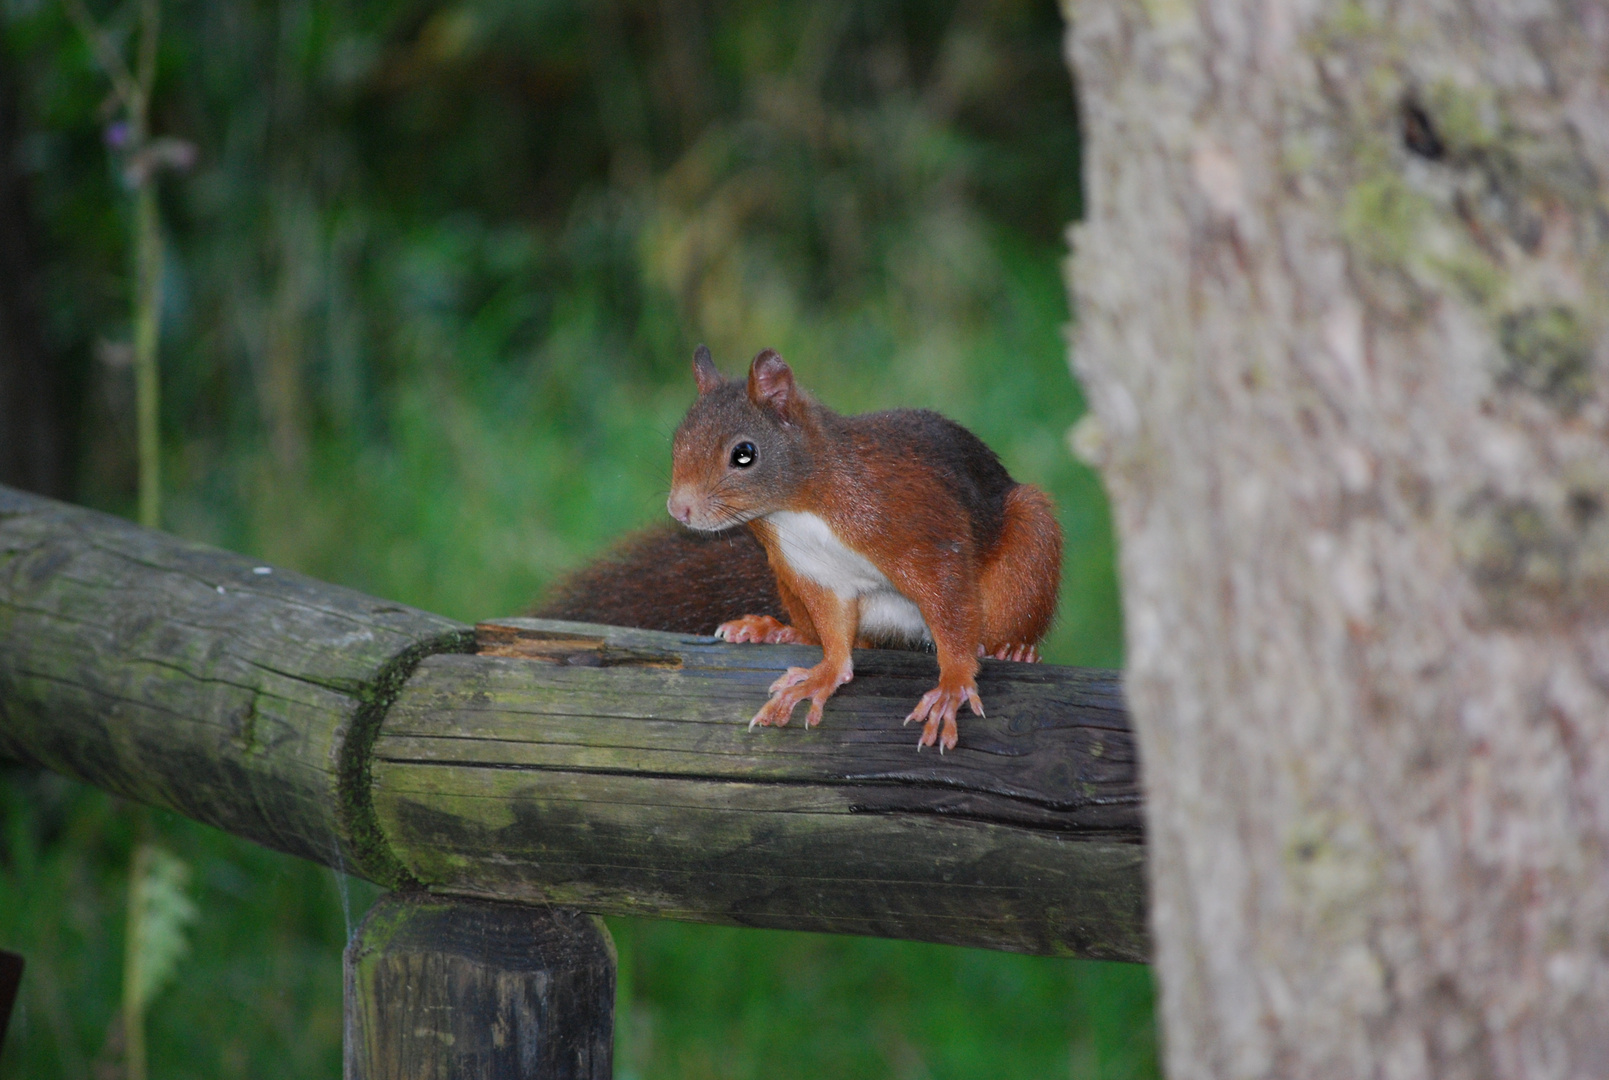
[716,614,803,645]
[903,676,984,753]
[749,660,853,730]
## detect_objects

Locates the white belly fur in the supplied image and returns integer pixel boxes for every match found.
[765,511,932,644]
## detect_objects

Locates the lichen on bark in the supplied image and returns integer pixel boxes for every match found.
[1064,0,1609,1074]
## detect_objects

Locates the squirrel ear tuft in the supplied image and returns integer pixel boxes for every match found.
[747,349,795,417]
[692,345,722,395]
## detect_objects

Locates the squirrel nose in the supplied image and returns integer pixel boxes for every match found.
[667,494,693,525]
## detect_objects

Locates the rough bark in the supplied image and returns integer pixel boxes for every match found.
[1065,0,1609,1076]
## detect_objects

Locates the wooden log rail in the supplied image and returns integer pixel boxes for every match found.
[0,485,1146,1074]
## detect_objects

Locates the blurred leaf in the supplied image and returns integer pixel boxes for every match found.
[125,843,197,1013]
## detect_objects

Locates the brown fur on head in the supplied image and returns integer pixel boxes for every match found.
[666,347,818,532]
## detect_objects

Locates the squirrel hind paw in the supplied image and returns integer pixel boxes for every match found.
[982,642,1040,663]
[716,614,801,645]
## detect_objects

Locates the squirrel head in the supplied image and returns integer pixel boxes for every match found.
[667,346,815,531]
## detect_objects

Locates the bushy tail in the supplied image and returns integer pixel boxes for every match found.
[532,526,784,635]
[979,484,1061,650]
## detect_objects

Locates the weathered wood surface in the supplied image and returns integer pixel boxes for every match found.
[375,619,1146,960]
[0,486,472,883]
[344,893,614,1080]
[0,485,1148,959]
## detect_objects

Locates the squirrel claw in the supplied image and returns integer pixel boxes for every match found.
[903,679,983,753]
[749,696,797,729]
[748,660,852,733]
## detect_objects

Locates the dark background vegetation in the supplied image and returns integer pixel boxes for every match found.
[0,0,1154,1075]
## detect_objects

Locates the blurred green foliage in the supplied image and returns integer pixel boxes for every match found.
[0,0,1151,1075]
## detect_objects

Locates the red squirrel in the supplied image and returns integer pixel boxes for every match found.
[660,345,1062,751]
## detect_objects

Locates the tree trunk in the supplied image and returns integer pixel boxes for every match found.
[1064,1,1609,1077]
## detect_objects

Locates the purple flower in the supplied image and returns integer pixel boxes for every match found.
[104,121,131,150]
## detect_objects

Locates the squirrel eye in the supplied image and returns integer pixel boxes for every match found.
[730,442,757,468]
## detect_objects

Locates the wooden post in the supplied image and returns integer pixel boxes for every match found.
[344,892,615,1080]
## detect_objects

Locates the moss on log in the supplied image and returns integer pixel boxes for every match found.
[0,486,1148,959]
[377,620,1146,960]
[0,486,472,883]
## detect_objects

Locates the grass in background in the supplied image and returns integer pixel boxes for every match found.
[0,0,1149,1075]
[0,774,382,1079]
[0,776,1154,1080]
[612,919,1155,1080]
